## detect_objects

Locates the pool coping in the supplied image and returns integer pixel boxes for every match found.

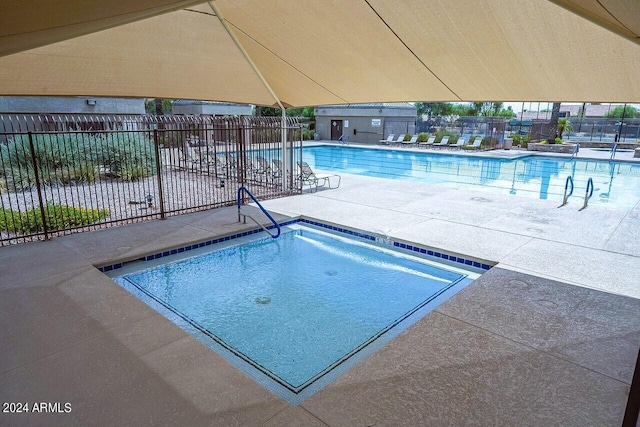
[97,216,494,274]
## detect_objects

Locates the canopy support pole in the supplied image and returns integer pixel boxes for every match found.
[208,1,288,191]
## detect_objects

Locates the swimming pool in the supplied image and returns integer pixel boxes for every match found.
[108,220,482,404]
[303,145,640,209]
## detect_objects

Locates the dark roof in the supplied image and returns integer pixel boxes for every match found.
[318,102,416,110]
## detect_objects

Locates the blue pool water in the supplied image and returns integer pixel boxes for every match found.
[112,223,478,404]
[303,145,640,208]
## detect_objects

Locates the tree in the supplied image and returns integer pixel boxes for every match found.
[145,99,172,114]
[415,102,453,118]
[547,102,561,143]
[471,102,486,116]
[451,103,473,116]
[496,107,516,118]
[557,118,573,139]
[605,105,638,119]
[256,106,315,118]
[490,102,504,116]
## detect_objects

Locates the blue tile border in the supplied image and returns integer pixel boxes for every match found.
[97,218,493,273]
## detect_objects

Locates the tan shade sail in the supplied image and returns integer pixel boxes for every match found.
[550,0,640,45]
[0,0,638,106]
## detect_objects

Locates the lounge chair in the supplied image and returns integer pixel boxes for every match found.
[451,138,466,150]
[467,137,483,150]
[256,156,273,175]
[183,142,215,169]
[379,134,395,145]
[298,161,341,193]
[418,136,436,148]
[392,135,405,146]
[399,134,419,147]
[431,136,450,149]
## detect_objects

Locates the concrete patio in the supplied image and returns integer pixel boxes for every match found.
[1,160,639,425]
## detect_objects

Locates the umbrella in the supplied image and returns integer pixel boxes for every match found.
[0,0,639,107]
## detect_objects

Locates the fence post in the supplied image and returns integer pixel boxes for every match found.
[27,132,49,240]
[153,129,166,219]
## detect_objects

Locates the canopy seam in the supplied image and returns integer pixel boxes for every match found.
[363,0,462,101]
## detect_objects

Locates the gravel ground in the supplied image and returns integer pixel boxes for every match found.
[1,153,289,244]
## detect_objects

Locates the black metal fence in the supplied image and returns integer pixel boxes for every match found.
[416,116,507,149]
[0,114,302,246]
[417,115,640,148]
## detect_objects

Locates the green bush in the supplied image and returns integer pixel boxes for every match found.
[403,133,412,141]
[0,204,110,234]
[0,133,99,191]
[93,132,157,181]
[293,128,315,140]
[434,130,460,143]
[554,137,563,144]
[417,132,430,142]
[510,134,530,146]
[0,131,155,191]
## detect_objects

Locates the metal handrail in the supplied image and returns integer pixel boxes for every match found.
[560,175,574,207]
[570,143,580,160]
[610,142,617,162]
[237,186,281,238]
[582,177,594,209]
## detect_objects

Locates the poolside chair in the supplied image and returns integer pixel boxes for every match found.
[270,159,284,187]
[298,161,341,193]
[392,135,405,146]
[379,134,395,145]
[451,138,466,150]
[467,137,483,150]
[256,156,273,175]
[418,136,436,148]
[399,134,419,147]
[183,142,216,169]
[432,136,450,149]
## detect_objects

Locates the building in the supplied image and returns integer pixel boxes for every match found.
[172,100,253,116]
[0,96,147,137]
[315,103,417,144]
[0,96,145,115]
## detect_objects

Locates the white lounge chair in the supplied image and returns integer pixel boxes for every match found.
[298,161,341,193]
[399,134,419,147]
[183,142,215,169]
[432,136,450,149]
[467,137,483,150]
[392,135,405,146]
[451,138,466,150]
[418,136,436,148]
[379,134,395,145]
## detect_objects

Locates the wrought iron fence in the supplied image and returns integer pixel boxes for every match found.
[0,114,302,245]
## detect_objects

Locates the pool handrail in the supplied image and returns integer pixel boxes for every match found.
[582,177,594,210]
[237,186,281,238]
[570,143,580,160]
[560,175,574,207]
[610,142,617,162]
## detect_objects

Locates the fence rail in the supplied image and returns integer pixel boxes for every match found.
[0,114,302,246]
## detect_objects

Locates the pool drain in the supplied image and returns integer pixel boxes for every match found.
[255,296,271,304]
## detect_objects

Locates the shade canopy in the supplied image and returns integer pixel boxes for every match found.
[1,0,638,107]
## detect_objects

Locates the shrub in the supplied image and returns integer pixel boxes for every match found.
[403,133,412,141]
[434,129,459,143]
[510,134,530,147]
[293,128,315,140]
[0,133,99,191]
[554,137,563,144]
[0,204,110,234]
[94,132,157,181]
[417,132,430,142]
